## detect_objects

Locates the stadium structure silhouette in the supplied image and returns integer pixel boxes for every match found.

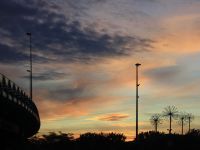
[0,73,40,138]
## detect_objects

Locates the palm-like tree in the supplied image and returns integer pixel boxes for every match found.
[186,113,194,133]
[162,106,179,134]
[150,114,162,132]
[177,112,187,135]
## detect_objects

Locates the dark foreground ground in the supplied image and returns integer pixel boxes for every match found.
[1,129,200,150]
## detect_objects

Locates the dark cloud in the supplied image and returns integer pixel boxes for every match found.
[98,114,129,121]
[0,43,28,63]
[0,0,153,65]
[47,87,86,101]
[23,70,66,81]
[144,65,184,86]
[0,0,36,17]
[146,65,181,79]
[0,43,50,64]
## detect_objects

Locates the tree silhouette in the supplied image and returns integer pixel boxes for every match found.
[186,129,200,136]
[78,132,126,143]
[77,132,126,150]
[42,132,74,143]
[177,112,187,135]
[162,106,179,134]
[107,132,126,143]
[41,132,74,150]
[186,113,194,133]
[150,114,162,132]
[8,130,200,150]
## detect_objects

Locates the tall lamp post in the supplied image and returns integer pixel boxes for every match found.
[26,32,32,100]
[135,63,141,141]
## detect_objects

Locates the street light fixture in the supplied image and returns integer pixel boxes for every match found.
[26,32,32,100]
[135,63,141,141]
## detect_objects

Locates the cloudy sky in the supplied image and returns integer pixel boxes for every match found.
[1,0,200,140]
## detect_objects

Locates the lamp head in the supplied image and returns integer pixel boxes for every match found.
[135,63,141,66]
[26,32,31,36]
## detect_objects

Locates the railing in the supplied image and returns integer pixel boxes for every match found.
[0,73,40,122]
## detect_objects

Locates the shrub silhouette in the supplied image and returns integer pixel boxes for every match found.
[77,132,126,150]
[21,130,200,150]
[26,132,74,150]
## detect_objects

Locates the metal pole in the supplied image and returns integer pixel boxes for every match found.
[27,32,32,100]
[189,117,191,133]
[169,115,172,134]
[182,118,183,135]
[135,63,141,141]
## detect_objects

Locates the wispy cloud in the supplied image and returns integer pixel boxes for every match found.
[36,96,125,121]
[90,113,130,121]
[23,71,66,81]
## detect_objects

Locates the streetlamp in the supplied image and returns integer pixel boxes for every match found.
[26,32,32,100]
[135,63,141,141]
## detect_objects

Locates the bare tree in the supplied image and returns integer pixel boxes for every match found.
[186,113,194,133]
[150,114,162,132]
[177,112,187,135]
[162,106,179,134]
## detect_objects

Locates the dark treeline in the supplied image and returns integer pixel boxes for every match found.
[25,132,126,150]
[4,129,196,150]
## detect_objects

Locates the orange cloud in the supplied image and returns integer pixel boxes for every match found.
[91,113,130,121]
[36,95,126,121]
[153,13,200,54]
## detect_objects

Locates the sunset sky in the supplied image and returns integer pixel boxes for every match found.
[0,0,200,140]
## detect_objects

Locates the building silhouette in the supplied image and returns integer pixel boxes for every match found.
[0,73,40,139]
